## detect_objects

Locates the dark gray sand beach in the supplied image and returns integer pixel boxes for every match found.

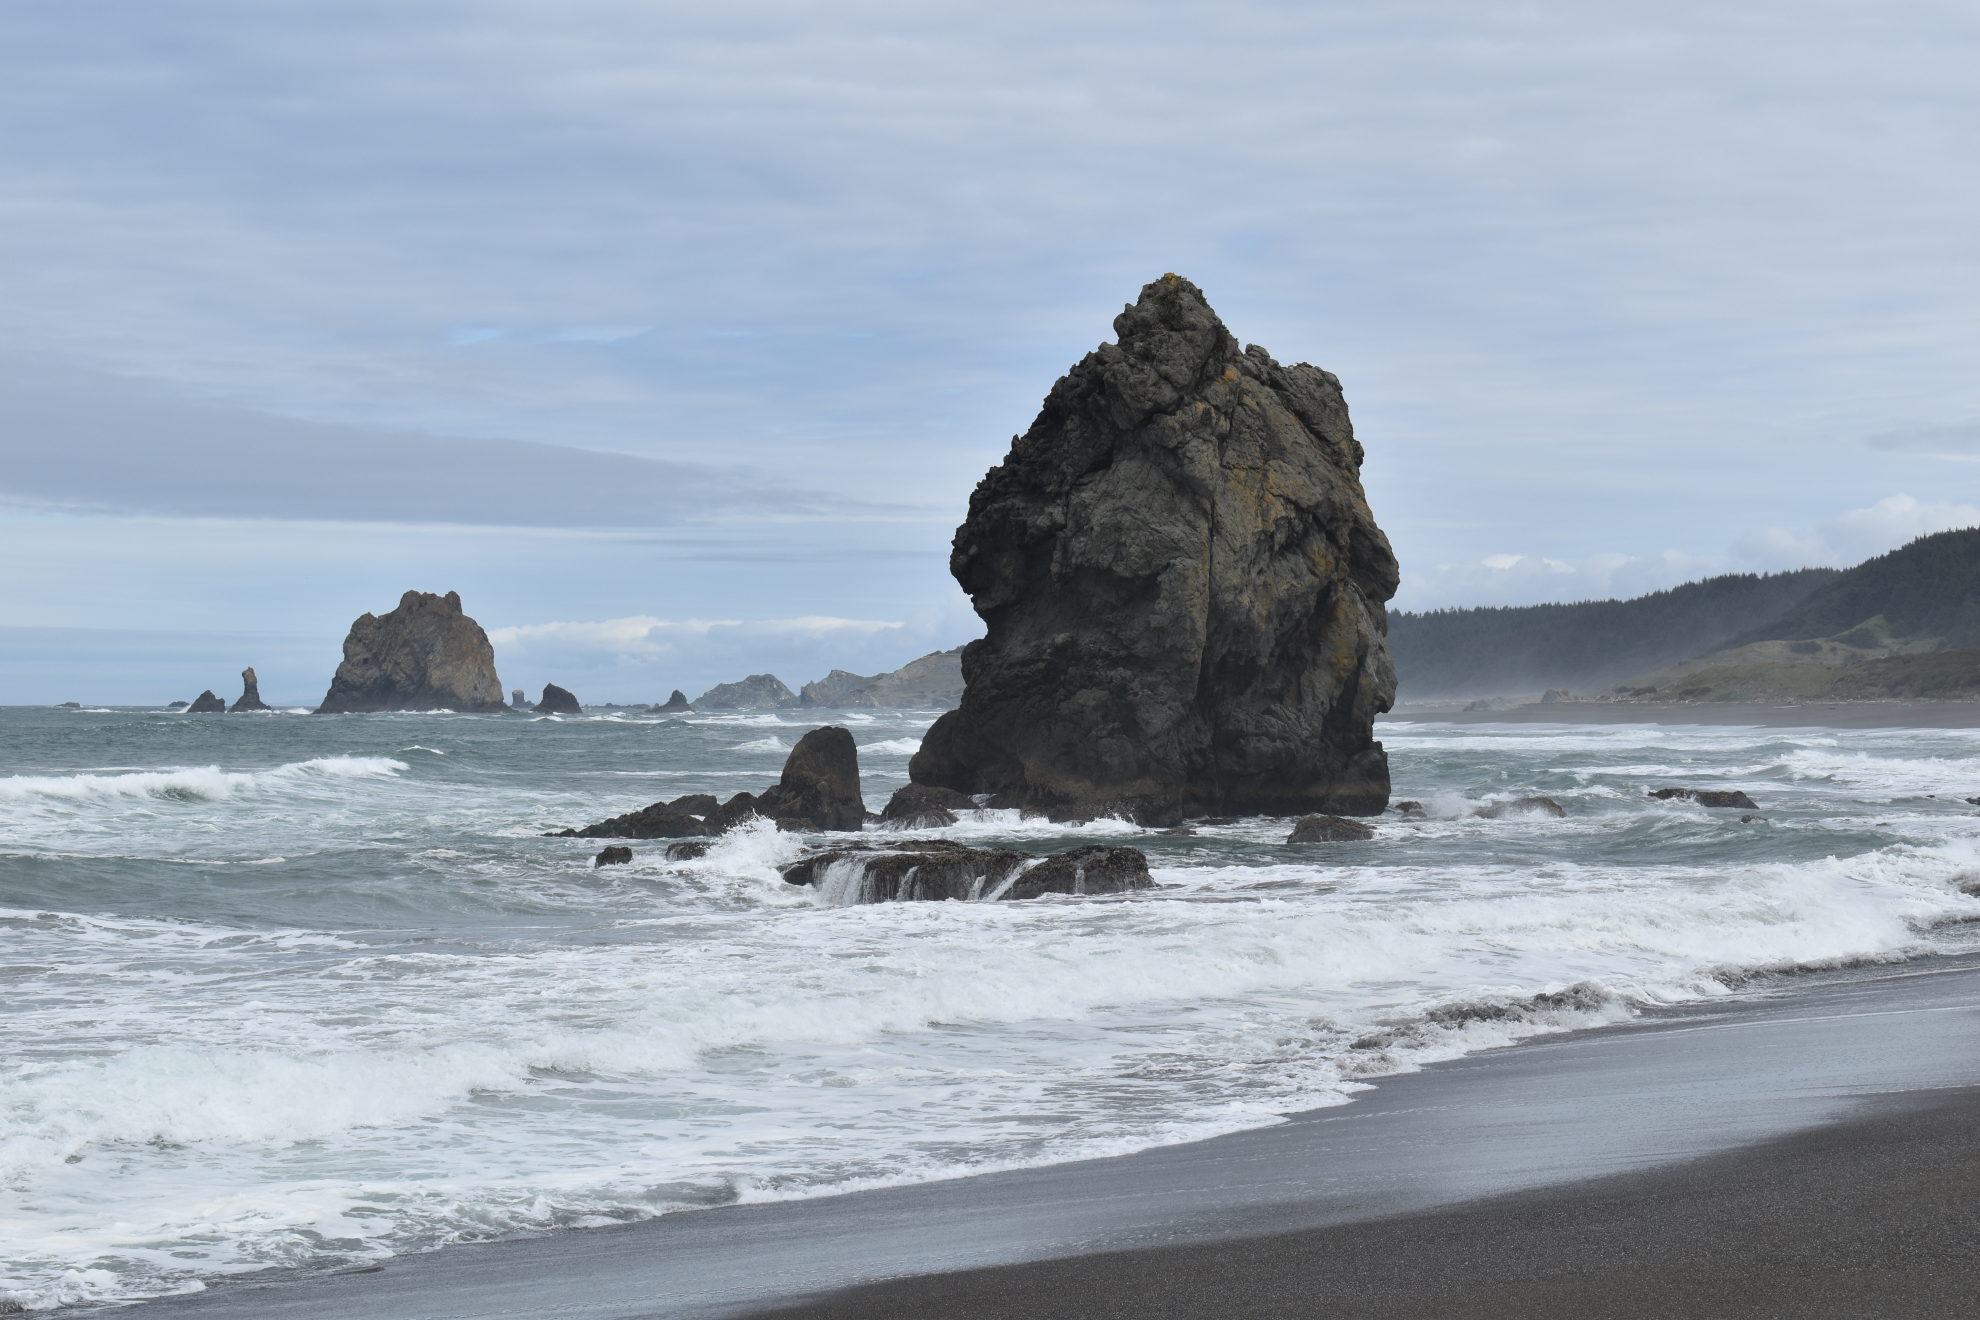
[130,954,1980,1320]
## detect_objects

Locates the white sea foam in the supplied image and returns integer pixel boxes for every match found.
[856,738,925,756]
[730,737,791,753]
[10,713,1980,1309]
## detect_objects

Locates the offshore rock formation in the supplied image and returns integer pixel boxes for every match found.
[653,690,693,712]
[879,783,978,829]
[229,667,271,712]
[798,649,966,710]
[694,673,797,710]
[780,841,1153,903]
[910,274,1399,824]
[549,727,870,838]
[316,590,507,714]
[533,683,581,715]
[186,690,227,713]
[1286,814,1375,843]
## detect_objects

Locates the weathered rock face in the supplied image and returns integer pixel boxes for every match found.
[547,801,708,840]
[186,690,227,713]
[909,275,1399,824]
[694,674,796,710]
[594,846,633,867]
[781,840,1153,903]
[1650,787,1759,810]
[229,667,271,713]
[533,683,581,715]
[653,690,693,712]
[753,726,869,830]
[316,590,507,714]
[798,649,966,711]
[512,689,527,708]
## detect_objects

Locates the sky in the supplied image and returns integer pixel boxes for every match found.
[3,0,1978,703]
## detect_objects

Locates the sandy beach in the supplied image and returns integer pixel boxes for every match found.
[1386,698,1980,730]
[128,954,1980,1320]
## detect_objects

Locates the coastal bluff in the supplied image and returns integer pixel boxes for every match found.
[910,274,1399,824]
[315,590,508,714]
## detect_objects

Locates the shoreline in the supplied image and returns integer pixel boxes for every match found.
[1386,698,1980,729]
[128,952,1980,1320]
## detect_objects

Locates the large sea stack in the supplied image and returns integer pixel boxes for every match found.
[315,590,508,714]
[229,667,272,712]
[909,275,1399,824]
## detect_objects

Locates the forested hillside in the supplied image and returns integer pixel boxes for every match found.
[1388,568,1840,699]
[1722,528,1980,649]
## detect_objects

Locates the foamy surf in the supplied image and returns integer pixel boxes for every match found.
[5,709,1980,1311]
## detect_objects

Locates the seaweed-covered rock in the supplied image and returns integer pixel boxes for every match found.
[533,683,581,715]
[316,590,507,713]
[229,667,272,712]
[186,690,227,713]
[781,841,1153,903]
[1286,815,1376,843]
[910,275,1397,825]
[1650,788,1759,810]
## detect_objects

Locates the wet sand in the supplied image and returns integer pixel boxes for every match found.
[130,956,1980,1320]
[1386,699,1980,729]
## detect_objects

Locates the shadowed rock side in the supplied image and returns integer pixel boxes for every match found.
[316,590,507,713]
[229,666,272,712]
[781,841,1154,903]
[533,683,581,715]
[910,275,1400,824]
[185,690,226,713]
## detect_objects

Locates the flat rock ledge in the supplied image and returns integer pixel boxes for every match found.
[781,841,1153,903]
[1286,815,1376,842]
[1650,787,1760,810]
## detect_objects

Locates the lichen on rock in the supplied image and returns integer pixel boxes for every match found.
[909,274,1399,824]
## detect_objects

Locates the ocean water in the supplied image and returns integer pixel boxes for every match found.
[6,705,1980,1311]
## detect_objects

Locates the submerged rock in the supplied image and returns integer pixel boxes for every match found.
[1477,796,1567,819]
[315,590,507,714]
[879,783,978,829]
[533,683,581,715]
[781,841,1153,903]
[186,690,227,713]
[653,690,693,712]
[1650,787,1759,810]
[1286,815,1376,842]
[229,666,272,713]
[694,674,796,710]
[910,275,1398,825]
[594,846,633,866]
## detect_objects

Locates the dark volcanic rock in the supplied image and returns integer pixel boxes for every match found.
[694,674,796,710]
[1477,796,1567,819]
[229,667,272,713]
[1286,815,1376,842]
[703,791,764,834]
[316,590,507,713]
[665,840,711,861]
[780,841,1153,903]
[754,726,869,831]
[545,801,709,840]
[1650,787,1760,810]
[533,683,581,715]
[186,690,227,713]
[594,846,633,866]
[909,275,1398,825]
[667,794,718,817]
[880,783,978,829]
[653,690,693,712]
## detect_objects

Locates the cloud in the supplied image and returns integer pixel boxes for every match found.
[1734,494,1980,567]
[1865,423,1980,459]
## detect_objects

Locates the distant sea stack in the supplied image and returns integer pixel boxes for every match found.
[654,690,693,712]
[694,674,797,710]
[229,667,272,712]
[186,690,227,713]
[315,590,508,714]
[910,274,1399,824]
[533,683,581,715]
